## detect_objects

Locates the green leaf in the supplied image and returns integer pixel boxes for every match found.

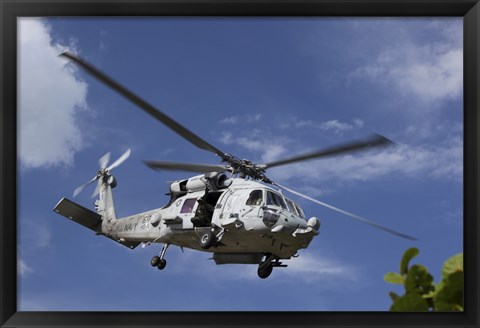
[384,272,405,284]
[405,264,435,295]
[422,290,435,299]
[435,280,445,298]
[390,293,430,312]
[400,247,419,275]
[435,271,464,312]
[442,253,463,280]
[389,292,400,302]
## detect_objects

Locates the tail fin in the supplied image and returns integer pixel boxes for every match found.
[70,149,131,223]
[95,173,118,222]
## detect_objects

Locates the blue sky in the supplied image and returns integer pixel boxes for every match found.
[17,17,462,311]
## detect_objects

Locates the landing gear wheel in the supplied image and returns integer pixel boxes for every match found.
[151,255,160,267]
[157,259,167,270]
[200,230,216,249]
[257,264,273,279]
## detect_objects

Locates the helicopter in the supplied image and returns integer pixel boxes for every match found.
[53,52,416,279]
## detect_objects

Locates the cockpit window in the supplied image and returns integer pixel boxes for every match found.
[266,191,287,210]
[284,198,298,215]
[246,190,263,206]
[294,203,306,219]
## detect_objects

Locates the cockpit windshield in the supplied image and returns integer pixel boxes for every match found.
[265,190,307,219]
[294,203,306,219]
[266,191,287,210]
[284,196,306,219]
[284,198,298,215]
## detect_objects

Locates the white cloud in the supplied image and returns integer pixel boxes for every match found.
[349,24,462,107]
[219,113,262,125]
[219,131,234,144]
[318,119,364,135]
[275,253,358,284]
[18,218,52,278]
[219,130,288,163]
[209,253,358,285]
[18,258,34,276]
[220,116,239,124]
[99,29,108,53]
[262,144,288,163]
[270,137,463,187]
[281,118,364,135]
[250,113,262,122]
[18,18,88,169]
[20,218,53,251]
[34,223,52,248]
[220,125,462,189]
[164,247,357,285]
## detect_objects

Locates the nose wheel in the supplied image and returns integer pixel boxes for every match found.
[151,243,169,270]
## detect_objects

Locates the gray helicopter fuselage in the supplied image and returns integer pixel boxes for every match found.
[101,177,319,259]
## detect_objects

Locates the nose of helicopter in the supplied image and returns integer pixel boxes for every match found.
[266,211,312,235]
[307,217,321,231]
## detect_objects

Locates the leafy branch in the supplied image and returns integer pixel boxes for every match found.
[384,247,463,311]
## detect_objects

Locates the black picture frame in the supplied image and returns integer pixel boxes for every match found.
[1,0,478,327]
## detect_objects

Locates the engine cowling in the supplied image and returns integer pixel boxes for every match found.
[169,172,232,195]
[204,172,232,190]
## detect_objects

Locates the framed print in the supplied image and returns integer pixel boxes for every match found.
[1,0,478,327]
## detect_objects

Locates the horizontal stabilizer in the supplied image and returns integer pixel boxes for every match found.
[53,197,101,231]
[53,198,141,249]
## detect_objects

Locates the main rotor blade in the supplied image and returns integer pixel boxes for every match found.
[60,52,227,159]
[107,148,131,171]
[265,134,394,169]
[144,160,227,173]
[273,182,418,241]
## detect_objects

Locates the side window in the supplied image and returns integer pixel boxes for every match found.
[246,190,263,206]
[180,198,197,214]
[266,191,287,209]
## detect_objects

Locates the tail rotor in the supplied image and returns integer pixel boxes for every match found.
[106,149,131,171]
[72,177,97,198]
[99,152,111,171]
[73,149,131,198]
